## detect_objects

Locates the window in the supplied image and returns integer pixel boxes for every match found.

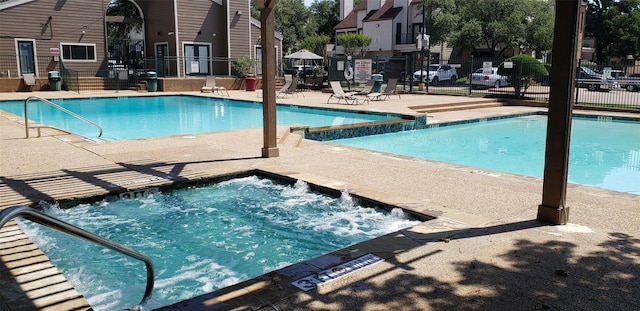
[61,43,96,61]
[255,46,262,75]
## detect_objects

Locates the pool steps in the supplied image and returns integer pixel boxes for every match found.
[0,220,92,310]
[0,206,155,309]
[23,96,103,139]
[409,99,505,113]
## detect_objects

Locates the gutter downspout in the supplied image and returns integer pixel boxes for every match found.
[227,2,232,75]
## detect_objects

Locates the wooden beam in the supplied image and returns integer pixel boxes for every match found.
[537,0,584,224]
[260,0,279,158]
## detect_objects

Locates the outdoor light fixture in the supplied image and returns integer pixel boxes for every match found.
[236,10,242,15]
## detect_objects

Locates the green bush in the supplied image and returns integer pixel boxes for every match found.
[498,54,548,97]
[232,56,257,78]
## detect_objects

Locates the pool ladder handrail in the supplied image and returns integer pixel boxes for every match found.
[0,205,154,308]
[24,95,103,138]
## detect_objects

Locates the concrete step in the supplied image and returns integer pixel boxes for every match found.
[409,99,502,110]
[278,128,304,148]
[412,102,504,113]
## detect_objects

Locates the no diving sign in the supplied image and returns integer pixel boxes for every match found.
[291,253,384,291]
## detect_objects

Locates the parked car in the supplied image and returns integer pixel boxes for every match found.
[467,67,510,89]
[576,66,614,92]
[413,64,458,86]
[615,73,640,92]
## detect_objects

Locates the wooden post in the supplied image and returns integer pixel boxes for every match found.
[260,0,279,158]
[537,0,584,224]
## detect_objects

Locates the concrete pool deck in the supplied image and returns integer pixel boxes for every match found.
[1,89,639,310]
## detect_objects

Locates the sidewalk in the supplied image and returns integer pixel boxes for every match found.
[1,90,639,310]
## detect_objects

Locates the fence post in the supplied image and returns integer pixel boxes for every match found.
[468,55,474,95]
[575,59,581,102]
[515,57,523,98]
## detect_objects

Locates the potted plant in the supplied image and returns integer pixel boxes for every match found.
[233,55,258,91]
[232,56,257,77]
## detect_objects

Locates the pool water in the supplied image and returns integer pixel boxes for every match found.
[0,95,397,140]
[332,115,640,194]
[17,176,420,310]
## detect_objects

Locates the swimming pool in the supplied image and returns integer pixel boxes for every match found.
[332,114,640,194]
[17,175,420,310]
[0,95,398,140]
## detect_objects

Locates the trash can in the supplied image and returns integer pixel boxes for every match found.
[146,71,158,92]
[371,74,383,92]
[245,74,257,91]
[48,71,61,91]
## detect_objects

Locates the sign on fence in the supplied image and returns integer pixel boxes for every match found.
[482,61,493,74]
[354,59,372,83]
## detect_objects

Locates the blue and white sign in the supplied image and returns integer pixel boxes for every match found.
[291,253,384,291]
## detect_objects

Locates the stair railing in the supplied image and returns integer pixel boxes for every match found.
[0,205,154,308]
[24,95,103,138]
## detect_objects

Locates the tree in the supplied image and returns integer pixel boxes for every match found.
[309,0,340,38]
[253,0,316,55]
[106,0,142,39]
[297,35,331,59]
[415,0,459,47]
[336,33,372,57]
[498,54,548,97]
[586,0,640,62]
[520,0,554,54]
[450,0,554,57]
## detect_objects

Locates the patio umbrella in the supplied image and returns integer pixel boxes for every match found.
[284,49,323,70]
[284,49,323,61]
[284,49,324,83]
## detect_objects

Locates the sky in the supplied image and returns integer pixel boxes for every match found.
[304,0,314,7]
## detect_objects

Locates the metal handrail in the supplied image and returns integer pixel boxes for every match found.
[0,205,154,308]
[24,95,103,138]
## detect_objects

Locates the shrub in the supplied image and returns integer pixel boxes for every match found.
[498,54,548,97]
[232,56,257,78]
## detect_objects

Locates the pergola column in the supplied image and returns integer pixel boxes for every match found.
[259,0,279,158]
[537,0,584,224]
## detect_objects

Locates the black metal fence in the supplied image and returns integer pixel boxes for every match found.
[0,55,61,78]
[325,55,640,111]
[2,53,638,110]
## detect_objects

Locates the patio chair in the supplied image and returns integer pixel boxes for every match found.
[353,79,375,95]
[22,73,40,91]
[278,76,305,98]
[379,78,401,100]
[327,81,363,105]
[201,76,229,96]
[276,80,293,98]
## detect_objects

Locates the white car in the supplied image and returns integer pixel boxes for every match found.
[413,64,458,86]
[468,67,510,88]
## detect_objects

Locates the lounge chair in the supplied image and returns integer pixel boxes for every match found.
[276,80,293,98]
[327,81,363,105]
[201,76,229,96]
[277,76,305,98]
[353,80,374,96]
[379,78,400,100]
[22,73,40,91]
